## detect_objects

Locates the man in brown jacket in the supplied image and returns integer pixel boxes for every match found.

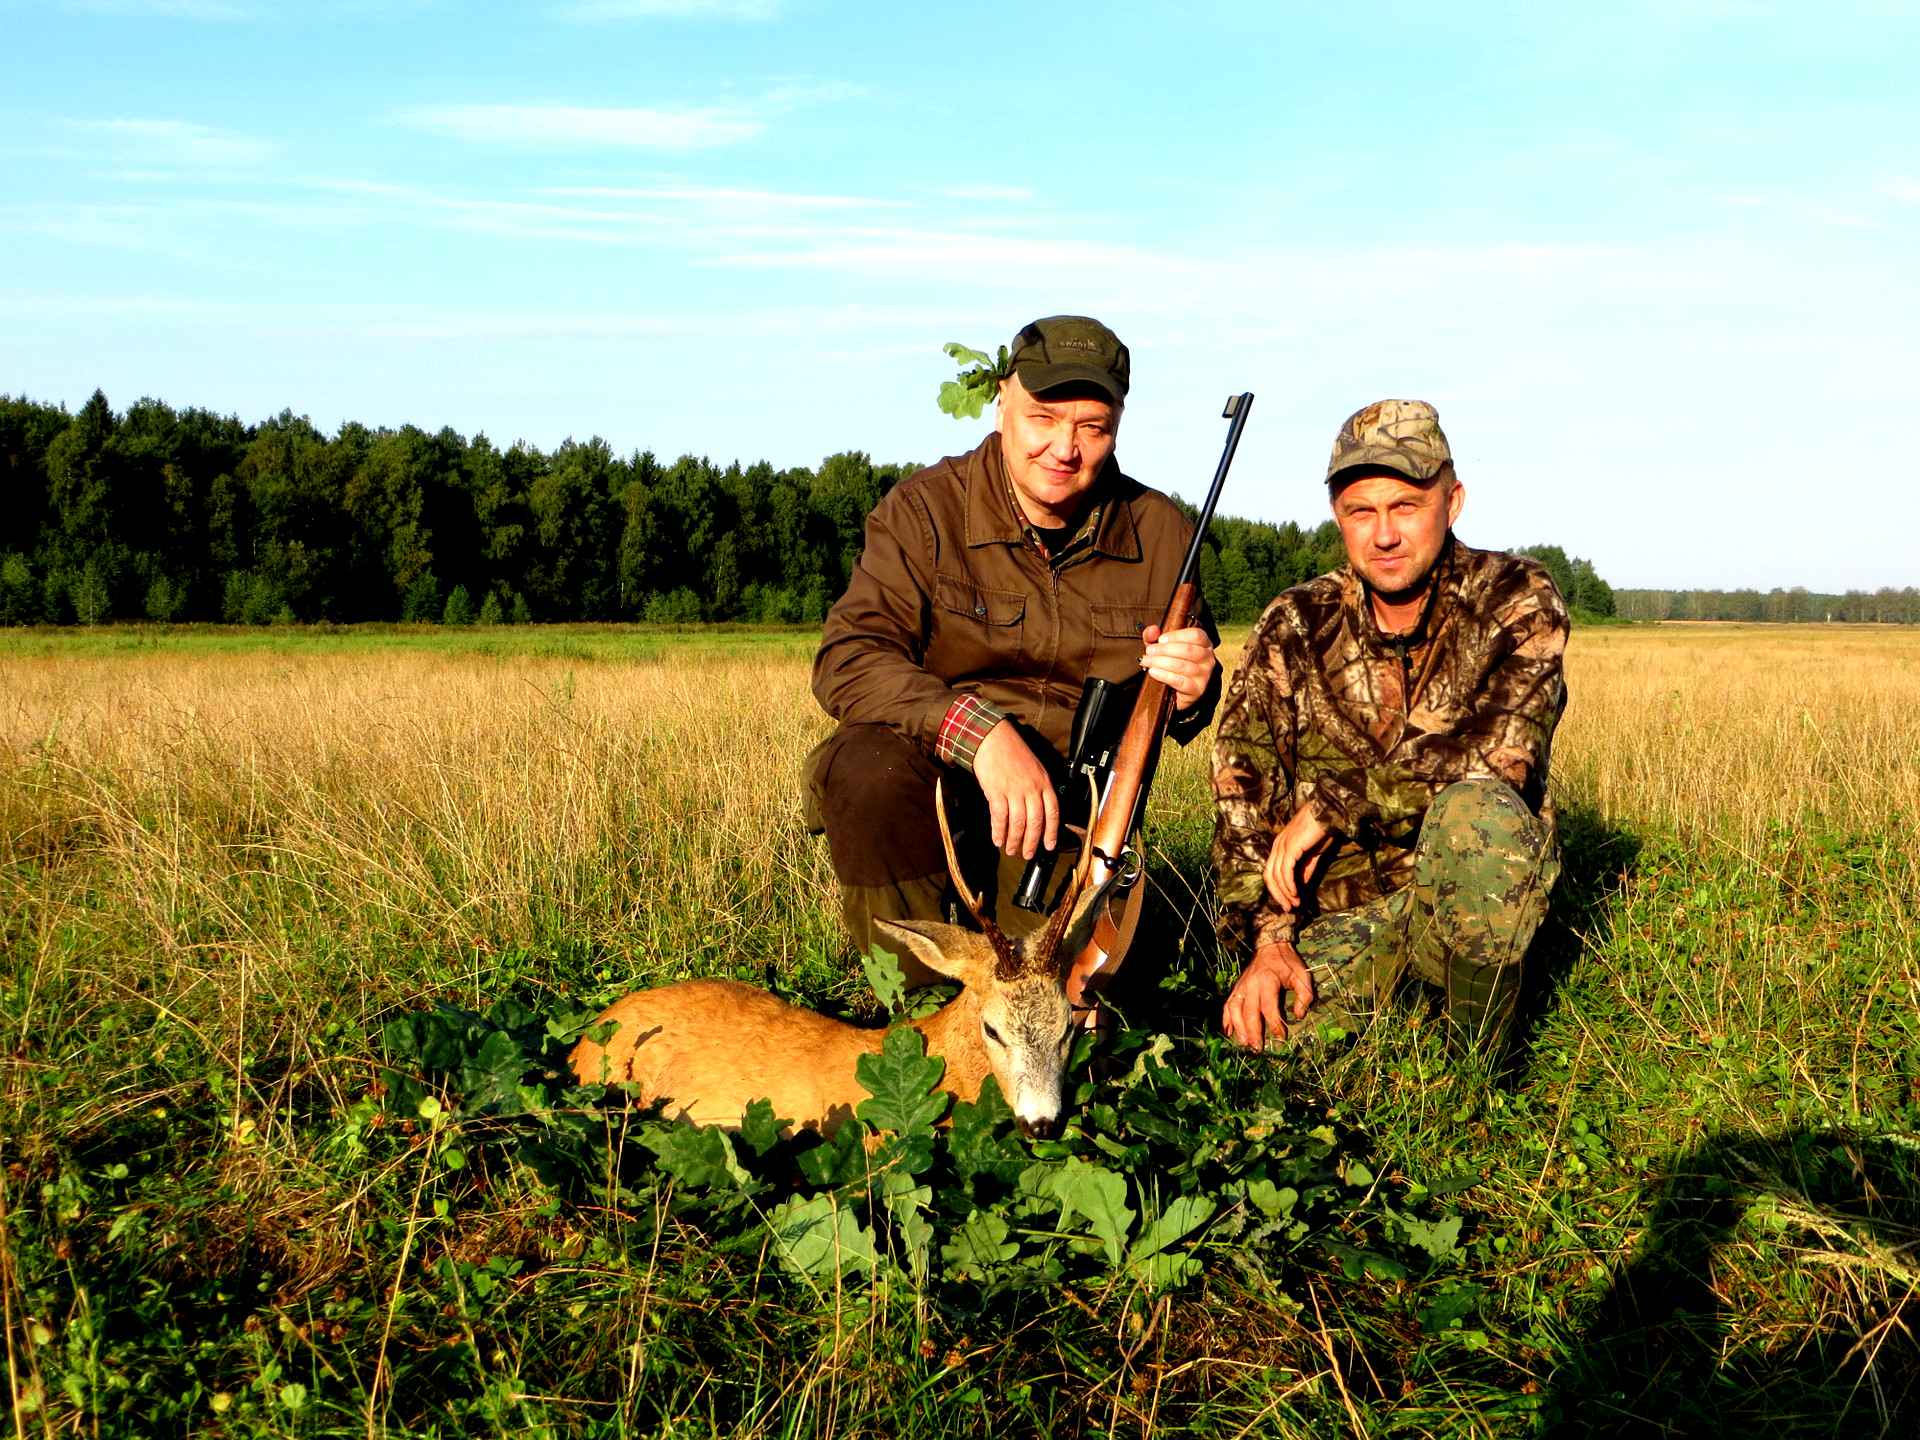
[1212,400,1568,1056]
[809,316,1221,1000]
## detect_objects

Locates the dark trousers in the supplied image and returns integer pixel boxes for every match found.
[803,723,1051,977]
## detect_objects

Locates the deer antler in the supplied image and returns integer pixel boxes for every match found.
[1030,771,1103,971]
[933,778,1022,978]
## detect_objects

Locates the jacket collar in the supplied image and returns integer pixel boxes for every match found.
[964,434,1142,563]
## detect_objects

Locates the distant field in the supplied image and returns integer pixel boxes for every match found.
[2,622,1916,1437]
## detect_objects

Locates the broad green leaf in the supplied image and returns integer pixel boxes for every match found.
[1130,1194,1216,1265]
[381,1017,420,1064]
[1136,1250,1203,1289]
[1418,1281,1486,1333]
[485,996,535,1031]
[1122,1033,1177,1088]
[950,1076,1026,1185]
[543,1005,605,1044]
[1390,1211,1465,1263]
[943,341,994,367]
[797,1121,867,1187]
[460,1029,531,1114]
[879,1170,934,1284]
[1126,1195,1215,1291]
[1323,1240,1409,1282]
[860,944,908,1016]
[767,1194,877,1281]
[1245,1179,1299,1219]
[938,379,991,420]
[641,1123,745,1190]
[1341,1159,1376,1189]
[941,1210,1019,1278]
[854,1027,948,1137]
[1050,1158,1134,1266]
[897,1210,935,1284]
[1014,1159,1064,1218]
[905,981,957,1020]
[739,1098,789,1158]
[870,1127,936,1178]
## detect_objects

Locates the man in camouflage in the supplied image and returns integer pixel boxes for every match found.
[1211,400,1567,1055]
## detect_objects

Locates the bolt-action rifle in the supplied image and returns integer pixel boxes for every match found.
[1029,393,1254,1014]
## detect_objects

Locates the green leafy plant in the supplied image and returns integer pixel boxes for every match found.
[369,999,1463,1306]
[936,342,1012,420]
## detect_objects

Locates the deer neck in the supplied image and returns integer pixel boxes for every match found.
[910,983,991,1099]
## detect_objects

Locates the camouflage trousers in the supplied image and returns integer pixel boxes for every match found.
[1294,779,1558,1054]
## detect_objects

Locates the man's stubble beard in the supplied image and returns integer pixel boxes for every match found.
[1361,559,1438,609]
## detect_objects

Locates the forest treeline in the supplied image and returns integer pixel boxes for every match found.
[2,390,1619,628]
[1615,588,1920,624]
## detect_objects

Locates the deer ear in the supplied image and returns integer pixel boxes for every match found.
[872,918,989,986]
[1047,866,1124,973]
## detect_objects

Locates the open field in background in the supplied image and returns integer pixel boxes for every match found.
[2,622,1918,1437]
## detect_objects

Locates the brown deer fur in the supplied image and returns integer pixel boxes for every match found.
[569,781,1113,1138]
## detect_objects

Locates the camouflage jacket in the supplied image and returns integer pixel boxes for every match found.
[1211,535,1568,954]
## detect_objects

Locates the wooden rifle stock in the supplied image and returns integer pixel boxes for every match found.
[1066,395,1253,1012]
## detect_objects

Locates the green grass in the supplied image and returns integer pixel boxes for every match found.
[2,625,1916,1438]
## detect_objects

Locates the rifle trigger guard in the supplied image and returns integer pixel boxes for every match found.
[1113,845,1143,889]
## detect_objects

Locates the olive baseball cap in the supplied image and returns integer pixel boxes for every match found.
[1326,399,1453,484]
[1008,315,1130,404]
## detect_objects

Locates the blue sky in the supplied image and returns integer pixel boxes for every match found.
[3,0,1916,591]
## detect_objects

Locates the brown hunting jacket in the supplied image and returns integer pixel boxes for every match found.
[812,433,1221,770]
[1212,535,1568,955]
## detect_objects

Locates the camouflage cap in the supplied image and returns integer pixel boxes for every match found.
[1008,315,1130,405]
[1325,399,1453,484]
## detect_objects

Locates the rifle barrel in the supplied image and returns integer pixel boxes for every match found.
[1174,392,1254,591]
[1084,393,1256,864]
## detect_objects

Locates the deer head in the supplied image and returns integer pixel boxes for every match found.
[873,778,1118,1140]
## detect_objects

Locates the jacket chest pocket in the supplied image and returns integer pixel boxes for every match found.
[1088,602,1160,677]
[931,573,1027,675]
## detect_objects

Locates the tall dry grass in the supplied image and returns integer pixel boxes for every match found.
[4,622,1917,1048]
[1552,624,1920,887]
[1,645,844,1070]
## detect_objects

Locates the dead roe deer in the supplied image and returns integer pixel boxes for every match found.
[570,781,1114,1139]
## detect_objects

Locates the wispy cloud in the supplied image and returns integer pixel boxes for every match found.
[398,102,761,151]
[937,184,1034,203]
[69,118,275,168]
[62,0,254,17]
[554,0,782,20]
[397,81,854,152]
[540,184,907,211]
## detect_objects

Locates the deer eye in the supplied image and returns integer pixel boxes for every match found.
[983,1022,1005,1047]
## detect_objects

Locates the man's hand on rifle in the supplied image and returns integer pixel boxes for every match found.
[1223,940,1314,1050]
[973,719,1060,859]
[1139,624,1217,710]
[1264,800,1331,912]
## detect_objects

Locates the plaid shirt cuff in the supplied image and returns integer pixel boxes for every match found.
[934,694,1009,770]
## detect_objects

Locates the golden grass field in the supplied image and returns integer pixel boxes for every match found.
[4,621,1916,1157]
[3,621,1918,1438]
[5,623,1916,987]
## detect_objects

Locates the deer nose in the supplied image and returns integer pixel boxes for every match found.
[1017,1115,1060,1141]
